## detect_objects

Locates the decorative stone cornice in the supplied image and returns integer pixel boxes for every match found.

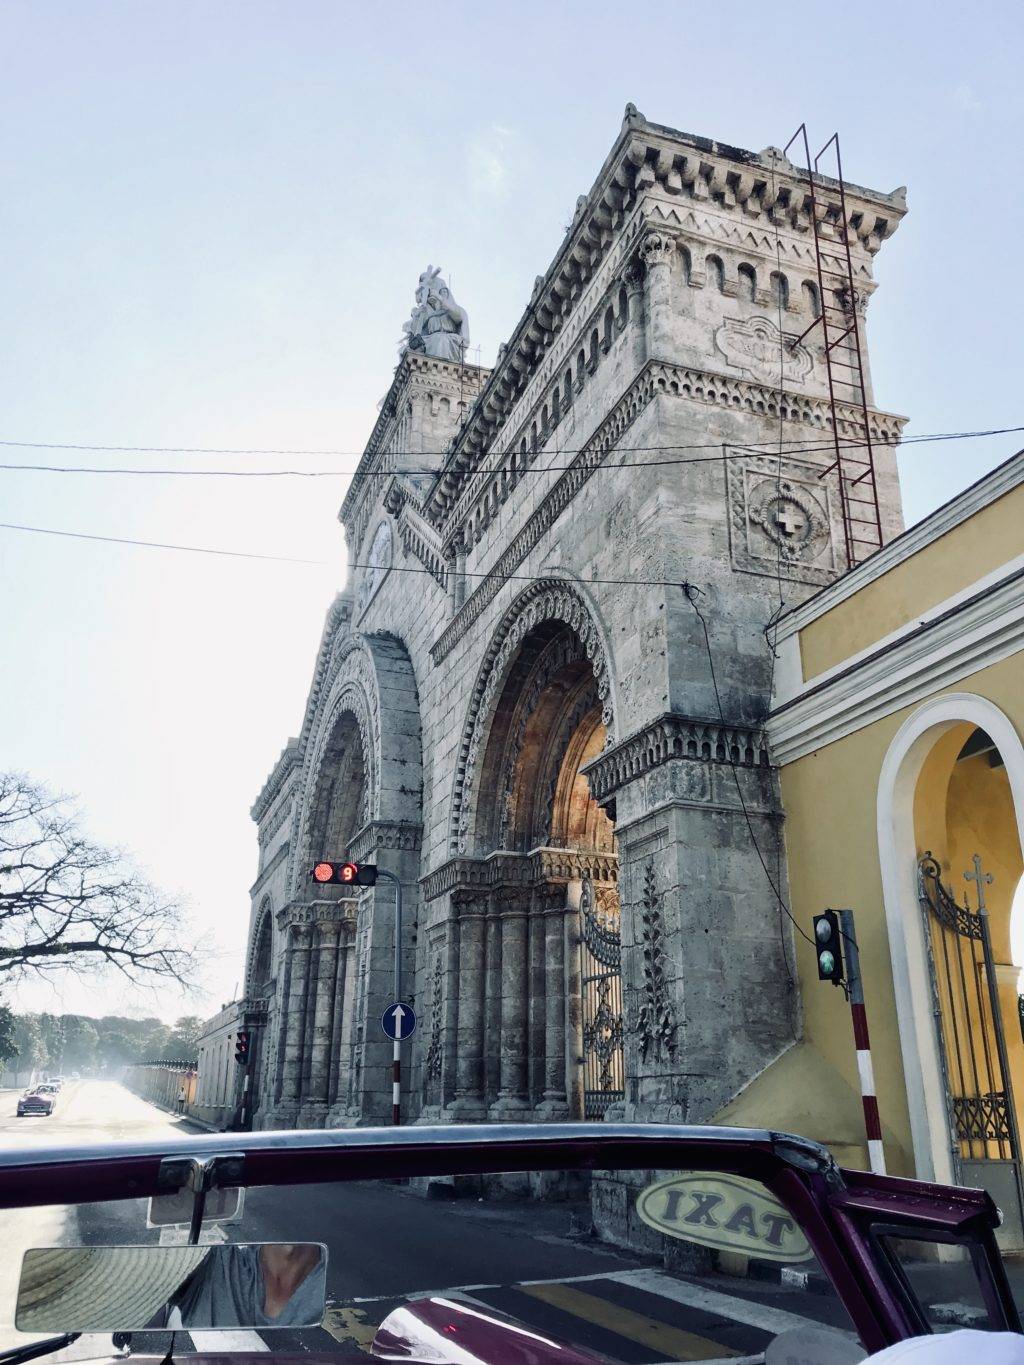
[422,847,619,903]
[583,712,773,804]
[419,104,904,527]
[348,820,423,861]
[277,898,358,928]
[251,739,300,824]
[430,356,905,665]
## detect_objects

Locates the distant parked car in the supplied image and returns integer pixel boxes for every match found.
[17,1090,54,1117]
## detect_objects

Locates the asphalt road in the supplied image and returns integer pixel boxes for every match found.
[0,1081,860,1362]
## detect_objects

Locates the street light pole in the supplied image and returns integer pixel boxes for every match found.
[376,868,403,1125]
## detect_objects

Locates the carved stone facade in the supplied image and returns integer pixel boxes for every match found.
[241,107,907,1136]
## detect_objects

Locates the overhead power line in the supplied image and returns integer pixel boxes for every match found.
[0,425,1020,479]
[0,520,737,588]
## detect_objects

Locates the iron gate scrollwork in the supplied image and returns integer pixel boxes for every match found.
[919,851,1024,1244]
[580,875,624,1118]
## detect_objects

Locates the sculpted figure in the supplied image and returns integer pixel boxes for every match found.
[399,266,469,362]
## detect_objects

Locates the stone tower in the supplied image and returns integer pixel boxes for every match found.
[242,107,906,1141]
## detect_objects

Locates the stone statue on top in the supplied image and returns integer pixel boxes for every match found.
[399,266,470,363]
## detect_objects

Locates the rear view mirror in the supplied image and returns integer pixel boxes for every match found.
[17,1243,327,1332]
[147,1187,244,1227]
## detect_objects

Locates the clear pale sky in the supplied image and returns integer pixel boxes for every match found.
[1,1,1021,1022]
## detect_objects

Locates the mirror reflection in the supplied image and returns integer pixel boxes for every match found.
[16,1243,327,1332]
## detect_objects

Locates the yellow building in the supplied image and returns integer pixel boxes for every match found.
[716,450,1024,1244]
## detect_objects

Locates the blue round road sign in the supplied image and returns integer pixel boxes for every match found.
[381,1002,417,1041]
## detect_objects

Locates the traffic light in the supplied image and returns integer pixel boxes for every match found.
[234,1029,251,1066]
[310,861,379,886]
[813,911,845,986]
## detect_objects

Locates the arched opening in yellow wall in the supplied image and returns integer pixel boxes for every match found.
[913,723,1024,1241]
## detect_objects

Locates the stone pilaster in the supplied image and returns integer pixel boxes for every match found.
[276,921,312,1126]
[536,885,571,1119]
[327,925,355,1119]
[490,893,531,1118]
[298,919,341,1126]
[448,895,487,1119]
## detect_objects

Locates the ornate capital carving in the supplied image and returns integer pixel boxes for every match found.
[639,229,675,270]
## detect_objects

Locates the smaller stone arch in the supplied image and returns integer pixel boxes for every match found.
[449,579,616,856]
[247,898,275,997]
[292,628,422,893]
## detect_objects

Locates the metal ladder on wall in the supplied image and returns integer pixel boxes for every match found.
[784,126,884,569]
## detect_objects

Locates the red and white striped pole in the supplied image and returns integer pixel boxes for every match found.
[838,908,885,1175]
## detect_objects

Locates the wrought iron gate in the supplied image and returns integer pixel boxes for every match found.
[919,852,1024,1244]
[580,875,624,1118]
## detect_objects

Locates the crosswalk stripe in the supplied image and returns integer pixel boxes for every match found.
[519,1281,741,1361]
[606,1270,853,1342]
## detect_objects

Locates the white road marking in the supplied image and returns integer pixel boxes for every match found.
[606,1268,853,1340]
[189,1328,269,1351]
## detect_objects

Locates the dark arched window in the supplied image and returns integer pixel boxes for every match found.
[706,254,725,292]
[770,271,789,309]
[737,263,756,302]
[802,279,821,318]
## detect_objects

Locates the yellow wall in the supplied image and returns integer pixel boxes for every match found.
[716,656,1024,1176]
[799,481,1024,680]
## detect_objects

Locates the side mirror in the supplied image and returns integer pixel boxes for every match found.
[17,1244,327,1332]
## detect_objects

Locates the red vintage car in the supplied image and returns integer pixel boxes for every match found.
[0,1124,1020,1365]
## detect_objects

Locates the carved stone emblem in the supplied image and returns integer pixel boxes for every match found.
[714,316,812,386]
[728,455,839,586]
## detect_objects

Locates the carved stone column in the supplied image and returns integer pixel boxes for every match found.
[536,886,570,1118]
[528,893,547,1102]
[327,919,353,1113]
[448,896,487,1118]
[277,921,312,1123]
[490,894,531,1117]
[299,919,340,1126]
[329,914,361,1124]
[623,259,647,371]
[640,228,676,361]
[483,906,502,1103]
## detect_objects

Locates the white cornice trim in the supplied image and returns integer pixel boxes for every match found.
[767,567,1024,764]
[774,449,1024,640]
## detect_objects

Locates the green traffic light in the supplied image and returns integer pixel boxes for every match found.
[818,950,836,975]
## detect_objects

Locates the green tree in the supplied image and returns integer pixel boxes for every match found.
[62,1016,99,1073]
[11,1016,48,1079]
[166,1015,203,1060]
[0,1005,17,1068]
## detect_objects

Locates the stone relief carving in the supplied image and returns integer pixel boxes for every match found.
[727,454,839,586]
[357,521,393,615]
[425,950,444,1083]
[714,315,812,386]
[399,266,469,363]
[636,863,677,1062]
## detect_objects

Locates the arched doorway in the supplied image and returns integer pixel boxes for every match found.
[307,711,367,866]
[879,696,1024,1246]
[470,620,621,1119]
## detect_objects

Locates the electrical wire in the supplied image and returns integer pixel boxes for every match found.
[680,582,816,956]
[0,521,740,588]
[0,424,1019,477]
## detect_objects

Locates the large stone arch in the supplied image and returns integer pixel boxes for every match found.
[293,629,422,893]
[450,579,617,857]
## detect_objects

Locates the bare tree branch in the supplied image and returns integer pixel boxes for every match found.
[0,772,195,987]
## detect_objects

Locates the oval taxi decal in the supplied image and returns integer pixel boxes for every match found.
[636,1172,812,1263]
